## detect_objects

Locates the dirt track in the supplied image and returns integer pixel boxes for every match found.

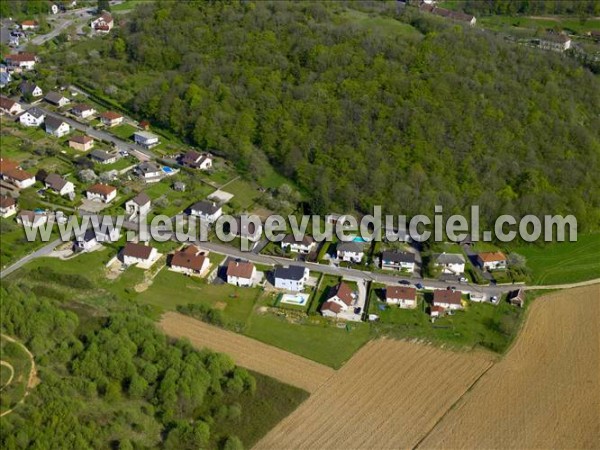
[158,312,335,393]
[419,284,600,449]
[255,339,494,449]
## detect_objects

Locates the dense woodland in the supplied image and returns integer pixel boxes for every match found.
[0,283,259,449]
[457,0,600,16]
[45,1,600,231]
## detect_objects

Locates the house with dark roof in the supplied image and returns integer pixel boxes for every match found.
[281,234,316,254]
[45,116,70,137]
[19,81,43,98]
[509,288,525,308]
[381,250,416,272]
[133,131,159,148]
[321,282,355,318]
[336,241,364,263]
[125,192,151,218]
[122,242,158,267]
[73,228,99,252]
[44,91,70,107]
[226,260,256,287]
[181,150,213,170]
[231,216,262,242]
[273,265,309,292]
[44,173,74,196]
[19,107,45,127]
[386,286,417,309]
[170,245,210,276]
[135,161,162,183]
[71,103,96,119]
[89,149,118,165]
[189,200,222,224]
[419,4,476,26]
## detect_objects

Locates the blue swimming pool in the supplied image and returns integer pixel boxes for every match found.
[34,208,45,213]
[353,236,368,243]
[162,166,174,174]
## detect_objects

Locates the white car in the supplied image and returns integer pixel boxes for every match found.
[490,295,499,304]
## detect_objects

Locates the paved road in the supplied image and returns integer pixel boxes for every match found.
[0,238,63,279]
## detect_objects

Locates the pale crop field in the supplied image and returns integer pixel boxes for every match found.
[159,312,335,393]
[419,284,600,449]
[255,339,494,449]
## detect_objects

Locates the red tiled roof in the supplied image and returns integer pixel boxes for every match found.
[0,158,19,174]
[478,251,507,263]
[4,168,34,181]
[227,260,254,279]
[87,183,116,196]
[386,286,416,301]
[6,53,36,62]
[329,282,354,306]
[171,246,207,271]
[433,290,462,306]
[321,301,342,314]
[123,242,154,260]
[0,195,16,208]
[0,96,18,110]
[70,135,93,144]
[100,111,122,120]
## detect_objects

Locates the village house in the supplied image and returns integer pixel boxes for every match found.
[181,150,213,170]
[432,289,464,311]
[0,158,19,177]
[381,250,416,272]
[73,228,99,252]
[336,241,364,263]
[122,242,158,267]
[386,286,417,309]
[189,200,222,224]
[226,260,256,287]
[135,161,162,183]
[435,253,466,274]
[69,135,94,151]
[0,96,23,115]
[45,116,70,137]
[273,265,309,292]
[3,168,36,189]
[232,216,262,242]
[173,181,186,192]
[91,12,114,33]
[44,173,74,197]
[477,251,507,271]
[539,33,571,52]
[89,149,118,165]
[16,210,47,228]
[44,91,70,107]
[19,107,45,127]
[419,4,476,26]
[321,282,355,318]
[0,65,12,88]
[4,53,37,71]
[0,196,17,218]
[125,192,151,218]
[19,81,43,98]
[21,20,39,31]
[509,288,525,307]
[99,110,123,127]
[133,131,159,149]
[430,305,445,318]
[170,245,210,276]
[86,183,117,203]
[71,103,96,119]
[281,234,316,254]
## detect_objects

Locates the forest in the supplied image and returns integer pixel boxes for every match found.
[455,0,600,16]
[0,281,304,449]
[43,1,600,231]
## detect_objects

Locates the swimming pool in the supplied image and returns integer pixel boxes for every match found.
[162,166,174,174]
[280,293,310,306]
[352,236,369,243]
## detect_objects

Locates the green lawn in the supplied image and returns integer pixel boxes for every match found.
[0,338,33,415]
[110,124,138,141]
[370,291,528,353]
[245,313,371,369]
[340,9,422,38]
[510,233,600,285]
[478,15,600,35]
[221,178,262,210]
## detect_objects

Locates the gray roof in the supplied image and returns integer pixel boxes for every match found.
[190,200,220,215]
[89,149,114,162]
[45,116,67,130]
[19,81,39,94]
[435,253,465,264]
[381,250,415,264]
[45,173,68,190]
[45,91,67,104]
[274,265,306,281]
[76,228,97,243]
[134,131,158,140]
[130,192,151,206]
[137,161,160,174]
[337,241,364,253]
[24,107,44,119]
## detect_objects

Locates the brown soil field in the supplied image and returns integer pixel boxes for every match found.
[158,312,335,393]
[419,285,600,449]
[255,339,494,449]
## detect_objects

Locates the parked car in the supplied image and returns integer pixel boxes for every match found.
[459,277,468,283]
[415,283,424,289]
[490,295,499,304]
[399,280,411,285]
